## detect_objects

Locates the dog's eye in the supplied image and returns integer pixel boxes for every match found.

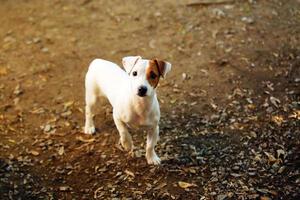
[150,71,157,79]
[132,71,137,76]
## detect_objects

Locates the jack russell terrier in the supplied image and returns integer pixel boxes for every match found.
[84,56,171,165]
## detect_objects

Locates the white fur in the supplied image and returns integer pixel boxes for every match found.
[84,56,171,165]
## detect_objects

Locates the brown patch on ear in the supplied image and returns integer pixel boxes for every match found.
[154,59,166,78]
[146,60,161,88]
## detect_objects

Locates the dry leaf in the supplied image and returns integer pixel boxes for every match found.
[210,102,218,109]
[270,96,280,108]
[124,169,135,177]
[276,149,286,159]
[77,136,95,143]
[30,150,40,156]
[8,139,16,144]
[58,146,65,156]
[154,182,167,190]
[170,99,176,104]
[247,104,256,110]
[63,101,74,109]
[272,115,284,126]
[289,110,300,120]
[178,181,197,189]
[59,186,71,191]
[260,196,271,200]
[278,166,285,174]
[264,152,277,163]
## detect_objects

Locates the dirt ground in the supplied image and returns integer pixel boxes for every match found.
[0,0,299,199]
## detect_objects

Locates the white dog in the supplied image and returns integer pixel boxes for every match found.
[84,56,171,165]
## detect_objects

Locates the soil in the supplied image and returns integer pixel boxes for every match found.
[0,0,299,199]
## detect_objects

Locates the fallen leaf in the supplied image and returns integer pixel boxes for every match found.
[154,182,167,190]
[30,150,40,156]
[270,96,280,108]
[289,110,300,120]
[264,152,277,163]
[124,169,135,177]
[276,149,286,159]
[94,186,104,199]
[44,124,52,132]
[58,146,65,156]
[278,166,285,174]
[59,186,71,191]
[210,102,218,110]
[63,101,74,109]
[272,115,284,126]
[260,196,271,200]
[170,99,176,104]
[13,84,23,96]
[178,181,197,189]
[247,104,256,110]
[61,110,72,117]
[8,139,16,144]
[77,136,95,143]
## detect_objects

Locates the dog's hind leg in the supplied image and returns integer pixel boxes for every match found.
[84,77,97,134]
[113,112,133,152]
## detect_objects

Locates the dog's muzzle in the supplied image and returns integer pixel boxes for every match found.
[137,86,147,97]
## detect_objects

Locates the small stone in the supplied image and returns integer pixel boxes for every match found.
[241,16,255,24]
[230,173,242,177]
[212,8,226,18]
[210,192,217,196]
[248,172,256,176]
[59,186,71,191]
[249,131,257,138]
[41,47,49,53]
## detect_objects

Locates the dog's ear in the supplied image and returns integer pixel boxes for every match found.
[154,59,172,78]
[122,56,141,74]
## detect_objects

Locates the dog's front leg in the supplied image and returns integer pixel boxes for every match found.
[113,112,133,151]
[146,125,161,165]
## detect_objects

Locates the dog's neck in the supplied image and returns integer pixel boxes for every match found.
[130,92,156,114]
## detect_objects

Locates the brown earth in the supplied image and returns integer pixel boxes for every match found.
[0,0,299,199]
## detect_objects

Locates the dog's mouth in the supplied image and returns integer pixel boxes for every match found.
[137,93,147,97]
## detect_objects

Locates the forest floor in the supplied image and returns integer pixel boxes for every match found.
[0,0,299,199]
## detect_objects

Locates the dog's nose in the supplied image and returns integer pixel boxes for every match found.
[137,86,147,97]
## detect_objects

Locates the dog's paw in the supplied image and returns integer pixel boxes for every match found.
[84,126,96,134]
[120,137,133,151]
[146,153,161,165]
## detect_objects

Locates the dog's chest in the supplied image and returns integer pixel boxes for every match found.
[126,110,154,127]
[117,97,159,128]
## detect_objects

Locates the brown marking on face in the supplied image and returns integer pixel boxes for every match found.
[147,60,161,88]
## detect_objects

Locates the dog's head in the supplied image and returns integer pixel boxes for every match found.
[122,56,171,97]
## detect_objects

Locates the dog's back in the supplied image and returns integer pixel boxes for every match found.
[86,59,129,106]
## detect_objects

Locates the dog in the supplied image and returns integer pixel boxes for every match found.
[84,56,171,165]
